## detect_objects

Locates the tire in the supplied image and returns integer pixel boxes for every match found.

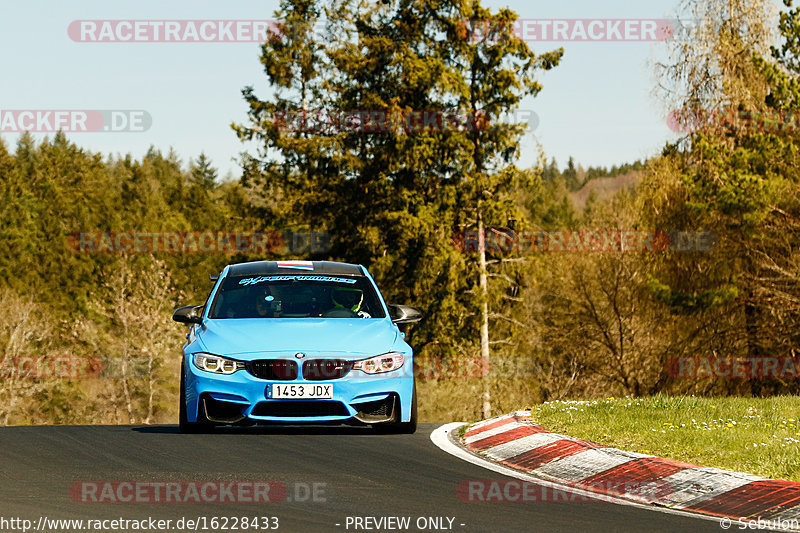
[179,360,213,434]
[374,384,417,434]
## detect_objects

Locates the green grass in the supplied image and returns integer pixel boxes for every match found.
[528,395,800,481]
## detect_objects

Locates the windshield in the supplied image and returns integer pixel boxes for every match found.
[207,274,386,319]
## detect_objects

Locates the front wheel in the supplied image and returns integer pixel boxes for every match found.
[179,361,213,434]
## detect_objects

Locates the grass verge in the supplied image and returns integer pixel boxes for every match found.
[528,395,800,481]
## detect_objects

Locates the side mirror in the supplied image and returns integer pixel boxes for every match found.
[210,274,219,283]
[173,305,204,324]
[388,304,422,324]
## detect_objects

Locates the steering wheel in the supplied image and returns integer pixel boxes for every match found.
[322,308,358,318]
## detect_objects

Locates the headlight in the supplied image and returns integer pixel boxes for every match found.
[352,352,405,374]
[193,353,244,375]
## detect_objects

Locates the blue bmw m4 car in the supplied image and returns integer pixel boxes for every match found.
[172,260,422,433]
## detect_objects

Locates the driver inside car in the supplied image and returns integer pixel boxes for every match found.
[325,287,371,318]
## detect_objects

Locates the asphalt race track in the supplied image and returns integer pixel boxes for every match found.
[0,423,724,533]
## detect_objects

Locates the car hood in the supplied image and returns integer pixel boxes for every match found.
[197,318,400,358]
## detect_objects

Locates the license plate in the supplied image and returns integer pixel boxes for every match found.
[268,384,333,399]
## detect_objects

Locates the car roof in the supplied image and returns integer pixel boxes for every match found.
[226,261,364,277]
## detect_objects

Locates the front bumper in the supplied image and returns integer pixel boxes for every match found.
[183,357,414,424]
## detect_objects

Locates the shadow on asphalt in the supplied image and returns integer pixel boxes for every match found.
[130,424,413,436]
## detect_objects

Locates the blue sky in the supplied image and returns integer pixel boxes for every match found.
[0,0,685,178]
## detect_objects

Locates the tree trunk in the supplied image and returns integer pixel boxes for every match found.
[478,211,491,419]
[745,285,763,397]
[145,351,154,425]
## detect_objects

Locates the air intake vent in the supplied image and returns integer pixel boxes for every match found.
[251,401,349,417]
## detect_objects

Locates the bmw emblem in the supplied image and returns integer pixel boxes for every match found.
[295,352,306,359]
